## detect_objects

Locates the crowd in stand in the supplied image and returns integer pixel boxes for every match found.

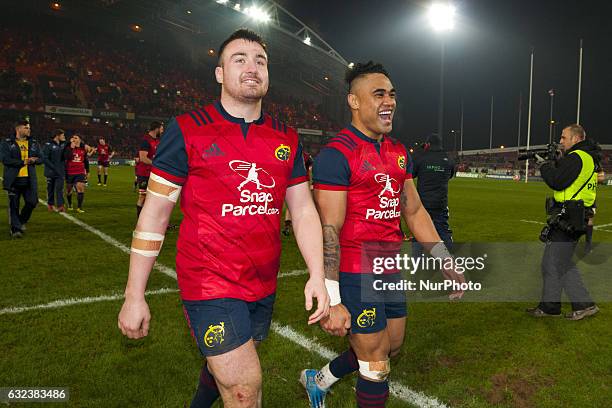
[457,150,612,175]
[0,19,339,155]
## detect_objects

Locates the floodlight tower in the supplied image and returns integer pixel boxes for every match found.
[428,2,455,140]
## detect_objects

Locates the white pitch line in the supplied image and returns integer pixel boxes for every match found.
[36,197,178,279]
[0,288,178,315]
[16,196,443,408]
[520,218,612,233]
[519,219,546,225]
[594,222,612,230]
[271,323,449,408]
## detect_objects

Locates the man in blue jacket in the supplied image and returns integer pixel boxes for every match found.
[42,129,67,212]
[0,118,43,238]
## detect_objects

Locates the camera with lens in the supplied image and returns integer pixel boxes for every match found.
[539,197,586,242]
[518,142,560,161]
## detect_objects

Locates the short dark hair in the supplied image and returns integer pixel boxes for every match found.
[52,129,65,138]
[149,121,163,131]
[565,124,586,140]
[345,61,390,91]
[14,117,30,128]
[217,28,267,65]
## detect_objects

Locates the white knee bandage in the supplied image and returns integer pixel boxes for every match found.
[147,173,182,203]
[131,231,165,257]
[358,359,390,381]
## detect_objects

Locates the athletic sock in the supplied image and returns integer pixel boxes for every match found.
[585,225,593,244]
[97,174,101,183]
[190,364,220,408]
[104,174,108,184]
[136,204,143,220]
[356,377,389,408]
[77,192,84,209]
[66,194,72,207]
[316,348,358,389]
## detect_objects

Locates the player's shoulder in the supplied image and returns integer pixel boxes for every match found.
[176,104,216,129]
[263,114,294,136]
[384,135,406,149]
[323,129,360,157]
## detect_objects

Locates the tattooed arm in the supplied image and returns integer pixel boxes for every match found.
[314,189,346,280]
[313,189,351,336]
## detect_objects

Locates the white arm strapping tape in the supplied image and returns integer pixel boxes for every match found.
[131,230,165,257]
[147,173,182,203]
[430,241,452,260]
[325,278,342,306]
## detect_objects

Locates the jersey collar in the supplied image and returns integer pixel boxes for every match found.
[214,101,265,125]
[347,123,385,144]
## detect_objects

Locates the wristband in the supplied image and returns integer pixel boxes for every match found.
[325,278,342,306]
[430,241,452,260]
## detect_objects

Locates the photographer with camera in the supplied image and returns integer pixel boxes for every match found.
[526,124,600,320]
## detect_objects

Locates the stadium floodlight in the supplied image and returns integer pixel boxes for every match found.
[428,3,455,32]
[303,36,311,45]
[234,3,241,11]
[244,6,270,23]
[348,62,354,69]
[216,0,228,4]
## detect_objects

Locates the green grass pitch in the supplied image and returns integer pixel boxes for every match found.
[0,165,610,407]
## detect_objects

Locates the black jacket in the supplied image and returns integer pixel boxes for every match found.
[540,139,601,191]
[412,134,455,210]
[0,135,42,190]
[42,140,66,178]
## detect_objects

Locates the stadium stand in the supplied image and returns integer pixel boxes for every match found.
[0,12,341,157]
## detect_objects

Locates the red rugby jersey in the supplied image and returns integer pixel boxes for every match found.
[65,145,87,175]
[97,144,110,162]
[135,134,160,177]
[151,101,308,301]
[313,124,413,273]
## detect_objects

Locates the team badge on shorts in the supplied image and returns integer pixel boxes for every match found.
[357,308,377,328]
[203,322,226,348]
[274,144,291,161]
[397,155,406,169]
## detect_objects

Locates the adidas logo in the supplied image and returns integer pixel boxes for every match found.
[360,160,375,173]
[202,143,225,159]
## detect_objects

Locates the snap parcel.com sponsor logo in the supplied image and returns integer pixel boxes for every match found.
[221,160,280,217]
[365,173,402,220]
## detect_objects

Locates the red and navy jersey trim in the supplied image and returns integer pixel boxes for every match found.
[328,132,357,151]
[187,107,215,127]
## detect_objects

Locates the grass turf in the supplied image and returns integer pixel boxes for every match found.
[0,165,610,407]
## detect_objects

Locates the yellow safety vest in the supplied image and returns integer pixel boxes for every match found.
[553,150,596,207]
[16,139,29,177]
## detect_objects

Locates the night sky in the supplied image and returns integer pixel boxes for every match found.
[277,0,612,149]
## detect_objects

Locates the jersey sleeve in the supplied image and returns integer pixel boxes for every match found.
[151,118,188,185]
[288,141,308,186]
[313,147,351,190]
[139,139,151,152]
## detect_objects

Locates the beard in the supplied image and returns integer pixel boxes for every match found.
[225,80,268,103]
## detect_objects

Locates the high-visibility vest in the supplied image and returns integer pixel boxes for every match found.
[553,150,597,207]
